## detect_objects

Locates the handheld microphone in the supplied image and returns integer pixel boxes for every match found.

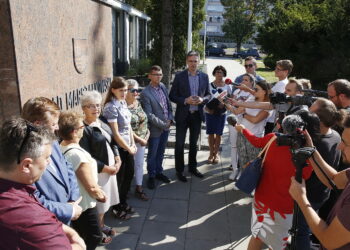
[227,115,238,127]
[225,78,232,85]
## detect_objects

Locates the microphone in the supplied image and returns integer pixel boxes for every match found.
[227,115,238,127]
[225,78,232,85]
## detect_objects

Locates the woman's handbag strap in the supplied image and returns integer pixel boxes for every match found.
[257,134,277,164]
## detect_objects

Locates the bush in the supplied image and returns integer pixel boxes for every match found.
[127,58,152,77]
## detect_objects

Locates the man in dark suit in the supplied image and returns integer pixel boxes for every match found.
[140,65,174,189]
[169,51,210,182]
[21,97,82,224]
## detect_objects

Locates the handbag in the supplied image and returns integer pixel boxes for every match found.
[235,134,276,194]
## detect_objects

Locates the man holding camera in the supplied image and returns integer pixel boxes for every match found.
[289,115,350,249]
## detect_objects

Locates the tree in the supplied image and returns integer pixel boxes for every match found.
[127,0,206,86]
[258,0,350,88]
[221,0,268,52]
[161,0,173,87]
[147,0,206,74]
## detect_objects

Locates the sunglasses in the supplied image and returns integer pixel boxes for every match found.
[17,122,38,164]
[128,88,142,93]
[211,88,224,94]
[244,64,254,68]
[84,104,101,109]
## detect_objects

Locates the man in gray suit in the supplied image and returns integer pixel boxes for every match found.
[140,65,174,189]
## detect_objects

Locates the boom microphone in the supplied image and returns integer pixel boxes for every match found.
[227,115,238,127]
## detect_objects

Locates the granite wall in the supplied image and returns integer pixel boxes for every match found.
[0,0,113,123]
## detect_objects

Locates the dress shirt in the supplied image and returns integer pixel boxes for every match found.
[188,71,200,111]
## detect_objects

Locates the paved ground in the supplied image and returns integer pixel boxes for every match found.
[97,58,253,250]
[98,125,254,250]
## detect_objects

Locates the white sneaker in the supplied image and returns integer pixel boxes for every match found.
[232,183,239,190]
[228,169,239,181]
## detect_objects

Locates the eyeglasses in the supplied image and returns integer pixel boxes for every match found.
[215,71,224,74]
[17,122,38,164]
[150,73,163,77]
[128,88,142,93]
[244,64,254,68]
[328,94,338,99]
[84,104,100,109]
[188,60,198,63]
[211,88,223,94]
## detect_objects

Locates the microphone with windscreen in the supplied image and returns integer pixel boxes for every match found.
[227,115,238,127]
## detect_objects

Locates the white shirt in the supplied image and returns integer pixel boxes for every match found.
[268,78,289,123]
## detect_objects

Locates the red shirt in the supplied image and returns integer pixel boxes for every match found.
[0,178,71,249]
[242,129,313,214]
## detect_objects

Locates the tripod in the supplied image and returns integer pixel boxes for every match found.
[288,147,340,250]
[289,147,315,250]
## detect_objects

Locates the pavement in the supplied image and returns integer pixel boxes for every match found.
[97,58,254,250]
[98,125,254,250]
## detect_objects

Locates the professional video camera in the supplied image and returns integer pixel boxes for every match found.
[276,115,306,149]
[269,92,317,113]
[301,89,328,98]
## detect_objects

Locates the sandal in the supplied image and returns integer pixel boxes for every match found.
[135,188,149,201]
[122,204,135,214]
[112,208,132,220]
[99,232,112,245]
[207,155,214,164]
[102,225,117,237]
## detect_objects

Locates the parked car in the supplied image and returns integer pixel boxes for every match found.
[205,47,226,57]
[232,48,261,59]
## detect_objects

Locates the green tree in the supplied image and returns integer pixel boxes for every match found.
[147,0,206,72]
[221,0,268,51]
[258,0,350,88]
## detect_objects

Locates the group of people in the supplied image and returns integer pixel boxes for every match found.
[1,49,350,250]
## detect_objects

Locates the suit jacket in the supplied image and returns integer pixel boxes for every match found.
[80,118,120,173]
[140,82,174,138]
[34,141,80,224]
[169,69,210,122]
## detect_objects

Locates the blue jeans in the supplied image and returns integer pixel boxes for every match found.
[147,130,169,177]
[296,201,324,249]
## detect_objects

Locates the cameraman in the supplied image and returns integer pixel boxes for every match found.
[327,79,350,111]
[235,114,314,250]
[289,115,350,250]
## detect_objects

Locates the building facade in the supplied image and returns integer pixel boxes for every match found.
[200,0,232,44]
[0,0,149,123]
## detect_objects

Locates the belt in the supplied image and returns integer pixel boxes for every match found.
[189,110,199,114]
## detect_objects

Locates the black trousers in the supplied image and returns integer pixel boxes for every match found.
[71,206,102,250]
[117,149,135,205]
[175,111,202,173]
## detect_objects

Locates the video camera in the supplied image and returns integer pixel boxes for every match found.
[276,114,306,149]
[269,92,317,113]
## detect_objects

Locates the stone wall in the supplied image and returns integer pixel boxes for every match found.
[0,0,113,123]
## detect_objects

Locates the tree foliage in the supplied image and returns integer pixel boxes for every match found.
[258,0,350,88]
[221,0,268,51]
[146,0,206,69]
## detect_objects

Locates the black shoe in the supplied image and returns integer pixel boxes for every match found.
[189,169,204,178]
[147,177,156,189]
[155,173,171,183]
[176,172,187,182]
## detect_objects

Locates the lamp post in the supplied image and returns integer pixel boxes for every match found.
[187,0,193,52]
[203,15,208,63]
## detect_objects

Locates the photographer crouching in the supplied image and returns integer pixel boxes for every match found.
[289,115,350,249]
[235,113,319,249]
